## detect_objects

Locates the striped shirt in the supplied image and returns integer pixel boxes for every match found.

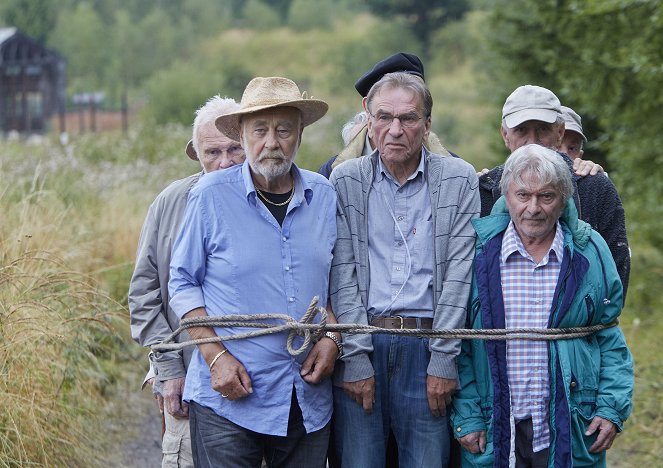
[500,221,564,452]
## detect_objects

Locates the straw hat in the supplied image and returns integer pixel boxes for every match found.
[215,77,328,141]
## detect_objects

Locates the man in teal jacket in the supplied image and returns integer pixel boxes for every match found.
[451,144,633,467]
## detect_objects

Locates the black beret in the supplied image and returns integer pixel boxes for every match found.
[354,52,425,97]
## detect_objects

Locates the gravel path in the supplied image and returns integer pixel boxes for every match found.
[98,370,163,468]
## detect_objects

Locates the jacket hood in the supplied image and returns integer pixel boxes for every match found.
[472,196,592,250]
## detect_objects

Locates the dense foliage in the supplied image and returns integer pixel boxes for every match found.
[482,0,663,247]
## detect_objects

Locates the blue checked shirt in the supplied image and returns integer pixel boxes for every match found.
[500,221,564,452]
[366,153,434,318]
[168,162,337,436]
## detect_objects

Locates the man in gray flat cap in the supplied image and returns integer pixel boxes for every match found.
[559,105,587,160]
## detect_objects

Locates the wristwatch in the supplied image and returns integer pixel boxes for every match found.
[323,331,343,358]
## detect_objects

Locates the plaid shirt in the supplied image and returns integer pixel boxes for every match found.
[500,221,564,452]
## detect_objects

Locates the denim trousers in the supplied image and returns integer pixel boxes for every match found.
[333,334,450,468]
[189,391,329,468]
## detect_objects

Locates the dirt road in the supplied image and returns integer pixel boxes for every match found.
[99,371,163,468]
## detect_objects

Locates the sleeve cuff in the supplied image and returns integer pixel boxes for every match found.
[427,351,458,380]
[336,353,374,383]
[152,351,187,382]
[169,287,205,319]
[595,407,625,432]
[451,417,487,439]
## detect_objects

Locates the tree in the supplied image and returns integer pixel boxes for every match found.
[49,3,108,91]
[0,0,59,42]
[360,0,470,60]
[482,0,663,247]
[288,0,333,30]
[243,0,281,29]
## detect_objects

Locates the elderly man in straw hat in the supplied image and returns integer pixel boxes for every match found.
[169,77,341,468]
[130,95,244,468]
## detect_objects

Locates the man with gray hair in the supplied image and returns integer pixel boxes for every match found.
[330,71,480,466]
[479,84,630,297]
[129,95,244,467]
[452,144,633,467]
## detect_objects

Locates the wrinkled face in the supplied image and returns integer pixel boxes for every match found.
[505,173,565,243]
[197,121,245,173]
[559,131,585,159]
[365,86,430,166]
[240,107,301,180]
[501,120,564,153]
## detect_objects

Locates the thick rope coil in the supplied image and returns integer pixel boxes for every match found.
[152,297,618,355]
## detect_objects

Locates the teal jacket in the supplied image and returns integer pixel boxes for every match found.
[450,197,633,467]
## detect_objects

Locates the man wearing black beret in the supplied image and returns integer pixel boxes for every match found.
[318,52,455,179]
[329,58,480,466]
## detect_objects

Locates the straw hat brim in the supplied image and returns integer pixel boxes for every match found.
[215,100,328,142]
[185,139,198,161]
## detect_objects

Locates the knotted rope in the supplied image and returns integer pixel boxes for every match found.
[151,296,618,355]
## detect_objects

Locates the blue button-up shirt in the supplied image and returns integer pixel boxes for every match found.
[367,152,434,318]
[168,161,337,436]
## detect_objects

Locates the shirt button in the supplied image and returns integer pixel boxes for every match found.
[397,216,404,221]
[289,297,295,302]
[456,427,462,432]
[396,267,401,271]
[282,236,287,242]
[397,241,403,246]
[285,266,290,271]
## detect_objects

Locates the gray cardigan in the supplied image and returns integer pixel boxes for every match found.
[129,172,202,384]
[329,149,480,383]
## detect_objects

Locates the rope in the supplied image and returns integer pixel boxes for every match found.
[151,296,618,354]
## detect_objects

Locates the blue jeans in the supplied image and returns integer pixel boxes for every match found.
[189,391,329,468]
[334,334,450,468]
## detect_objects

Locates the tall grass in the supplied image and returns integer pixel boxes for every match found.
[0,249,118,466]
[0,126,193,466]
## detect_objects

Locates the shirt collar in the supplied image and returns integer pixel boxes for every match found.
[376,148,426,186]
[501,220,565,265]
[242,160,312,207]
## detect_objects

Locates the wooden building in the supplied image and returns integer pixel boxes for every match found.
[0,27,66,134]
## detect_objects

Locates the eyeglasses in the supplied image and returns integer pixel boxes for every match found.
[368,111,424,129]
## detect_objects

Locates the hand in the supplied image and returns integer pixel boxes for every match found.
[458,431,487,454]
[342,377,375,414]
[427,375,456,417]
[146,377,164,414]
[300,337,338,384]
[573,158,603,176]
[586,416,617,453]
[209,350,253,401]
[155,392,164,414]
[162,377,188,418]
